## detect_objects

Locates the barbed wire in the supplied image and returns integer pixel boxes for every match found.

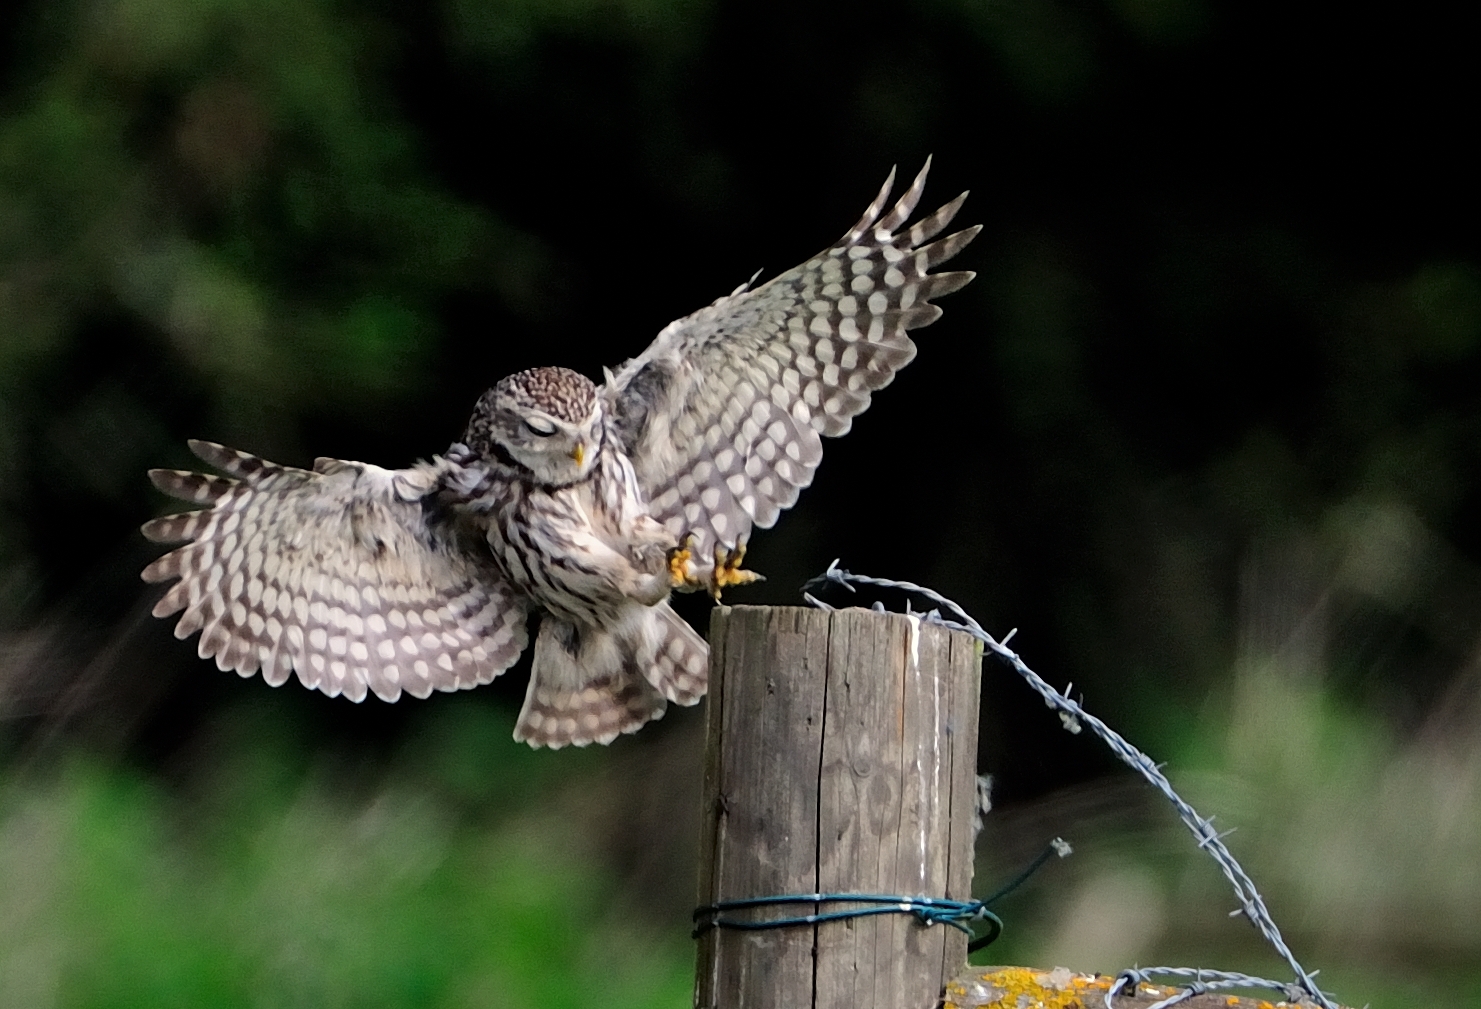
[801,561,1339,1009]
[1109,967,1321,1009]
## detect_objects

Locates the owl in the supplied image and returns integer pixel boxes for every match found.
[142,160,979,747]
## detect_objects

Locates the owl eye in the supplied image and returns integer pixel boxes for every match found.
[524,418,557,437]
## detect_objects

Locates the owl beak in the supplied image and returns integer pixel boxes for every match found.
[571,443,586,467]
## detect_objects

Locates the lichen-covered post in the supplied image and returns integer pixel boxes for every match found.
[694,605,983,1009]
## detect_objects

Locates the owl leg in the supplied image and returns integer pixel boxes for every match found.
[708,537,764,601]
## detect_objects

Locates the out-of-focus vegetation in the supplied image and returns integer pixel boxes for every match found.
[976,523,1481,1005]
[1,0,1478,1005]
[1,700,693,1006]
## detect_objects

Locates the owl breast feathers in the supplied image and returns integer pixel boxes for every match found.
[142,160,979,748]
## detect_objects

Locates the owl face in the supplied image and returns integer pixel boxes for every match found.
[467,367,602,486]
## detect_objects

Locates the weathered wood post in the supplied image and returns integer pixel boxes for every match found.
[694,605,983,1009]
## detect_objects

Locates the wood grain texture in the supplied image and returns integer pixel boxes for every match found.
[695,606,982,1009]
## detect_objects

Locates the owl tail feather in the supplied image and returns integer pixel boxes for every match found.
[645,604,708,706]
[515,603,708,749]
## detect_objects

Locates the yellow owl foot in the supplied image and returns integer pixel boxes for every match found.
[709,538,764,601]
[667,532,700,589]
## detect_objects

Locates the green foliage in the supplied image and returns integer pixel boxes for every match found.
[0,0,528,492]
[0,702,691,1007]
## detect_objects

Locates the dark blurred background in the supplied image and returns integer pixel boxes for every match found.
[2,0,1478,1005]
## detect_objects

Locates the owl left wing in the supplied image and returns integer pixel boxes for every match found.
[603,159,979,561]
[141,440,528,703]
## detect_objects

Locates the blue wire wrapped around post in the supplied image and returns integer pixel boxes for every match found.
[693,605,983,1009]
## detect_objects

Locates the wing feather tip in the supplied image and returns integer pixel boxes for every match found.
[139,556,172,582]
[150,593,185,618]
[146,468,189,495]
[879,158,934,232]
[839,164,901,245]
[140,513,199,543]
[921,270,977,300]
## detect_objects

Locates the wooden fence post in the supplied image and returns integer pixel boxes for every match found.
[694,605,983,1009]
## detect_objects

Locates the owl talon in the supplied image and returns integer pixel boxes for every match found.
[709,538,764,601]
[668,532,706,590]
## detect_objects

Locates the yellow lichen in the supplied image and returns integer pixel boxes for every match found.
[945,966,1109,1008]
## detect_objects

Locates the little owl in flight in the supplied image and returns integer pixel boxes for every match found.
[142,160,979,748]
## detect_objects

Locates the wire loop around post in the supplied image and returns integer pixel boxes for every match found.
[692,893,1004,950]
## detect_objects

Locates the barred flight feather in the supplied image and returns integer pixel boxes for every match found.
[143,441,527,703]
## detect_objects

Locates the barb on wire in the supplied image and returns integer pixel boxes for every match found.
[801,561,1339,1009]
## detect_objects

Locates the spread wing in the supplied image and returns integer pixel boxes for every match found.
[141,440,528,702]
[602,159,979,561]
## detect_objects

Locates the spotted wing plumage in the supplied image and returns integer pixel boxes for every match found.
[604,159,979,560]
[141,440,528,702]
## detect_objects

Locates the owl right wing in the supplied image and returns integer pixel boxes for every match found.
[141,439,529,703]
[602,159,979,562]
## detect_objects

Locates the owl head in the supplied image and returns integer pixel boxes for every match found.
[465,367,602,486]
